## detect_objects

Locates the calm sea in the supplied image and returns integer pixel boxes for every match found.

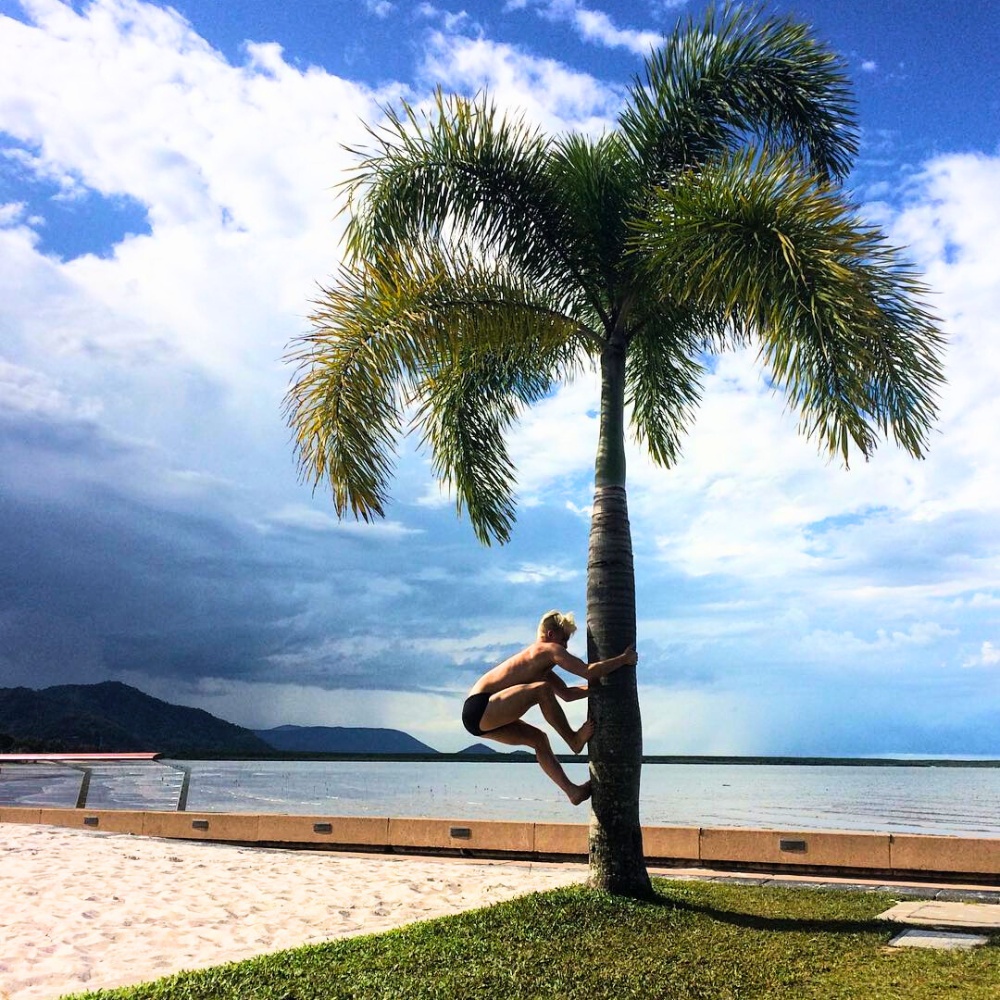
[2,759,998,837]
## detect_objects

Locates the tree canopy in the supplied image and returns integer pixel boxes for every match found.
[285,4,943,544]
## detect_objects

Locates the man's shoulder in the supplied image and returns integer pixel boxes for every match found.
[528,641,562,664]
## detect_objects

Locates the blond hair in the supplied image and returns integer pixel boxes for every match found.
[537,609,577,642]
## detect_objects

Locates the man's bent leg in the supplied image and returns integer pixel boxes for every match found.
[536,683,594,754]
[476,682,549,733]
[483,720,591,805]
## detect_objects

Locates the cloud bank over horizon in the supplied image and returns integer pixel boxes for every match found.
[1,0,998,754]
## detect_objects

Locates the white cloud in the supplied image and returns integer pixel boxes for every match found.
[507,374,600,501]
[364,0,395,18]
[967,593,1000,608]
[0,357,99,419]
[802,622,959,660]
[416,3,475,34]
[0,0,398,395]
[267,504,422,538]
[0,201,27,225]
[0,0,417,538]
[419,30,622,135]
[568,7,660,55]
[964,641,1000,669]
[502,562,581,584]
[530,0,661,55]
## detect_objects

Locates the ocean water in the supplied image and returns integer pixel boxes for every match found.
[2,759,998,837]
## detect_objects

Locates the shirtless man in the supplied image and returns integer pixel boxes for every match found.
[462,610,638,804]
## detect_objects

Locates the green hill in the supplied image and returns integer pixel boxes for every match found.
[0,681,271,755]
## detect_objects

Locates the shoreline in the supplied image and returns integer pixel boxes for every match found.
[4,759,997,840]
[153,753,1000,766]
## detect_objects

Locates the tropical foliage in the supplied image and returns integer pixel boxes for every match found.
[284,5,944,896]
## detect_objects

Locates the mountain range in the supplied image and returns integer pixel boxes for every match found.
[0,682,494,755]
[255,724,437,754]
[0,682,270,755]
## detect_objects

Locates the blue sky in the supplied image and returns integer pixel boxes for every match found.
[1,0,998,757]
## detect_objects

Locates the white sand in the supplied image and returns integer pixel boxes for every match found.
[0,823,585,1000]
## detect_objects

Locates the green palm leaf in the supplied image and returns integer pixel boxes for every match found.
[633,149,944,462]
[625,307,713,469]
[621,4,858,184]
[286,243,589,541]
[342,90,581,296]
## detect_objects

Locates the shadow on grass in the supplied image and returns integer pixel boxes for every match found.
[646,889,889,937]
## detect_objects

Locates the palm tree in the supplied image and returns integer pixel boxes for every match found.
[284,6,944,898]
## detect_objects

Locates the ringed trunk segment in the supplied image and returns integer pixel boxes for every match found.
[585,484,652,898]
[586,336,651,897]
[595,338,628,489]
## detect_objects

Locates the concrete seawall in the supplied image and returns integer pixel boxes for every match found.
[3,806,998,884]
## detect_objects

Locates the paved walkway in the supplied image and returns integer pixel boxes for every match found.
[648,865,1000,904]
[876,900,1000,950]
[878,900,1000,930]
[656,871,1000,950]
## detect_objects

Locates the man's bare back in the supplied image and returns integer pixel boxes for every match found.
[461,610,638,805]
[469,640,588,696]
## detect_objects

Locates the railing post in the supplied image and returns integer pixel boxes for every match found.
[75,767,92,809]
[177,766,191,812]
[159,762,193,811]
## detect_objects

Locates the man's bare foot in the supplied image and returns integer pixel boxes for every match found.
[568,719,594,754]
[567,780,592,806]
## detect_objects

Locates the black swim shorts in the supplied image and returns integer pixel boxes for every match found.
[462,692,492,737]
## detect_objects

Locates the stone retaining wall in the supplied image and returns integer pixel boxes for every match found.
[2,807,997,881]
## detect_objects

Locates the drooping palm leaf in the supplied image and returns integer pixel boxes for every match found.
[633,150,944,462]
[286,243,591,541]
[342,90,583,296]
[625,307,714,469]
[620,4,858,185]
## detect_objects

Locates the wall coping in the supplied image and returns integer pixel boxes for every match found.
[2,808,996,882]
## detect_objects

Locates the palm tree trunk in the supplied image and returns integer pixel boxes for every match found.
[587,338,652,899]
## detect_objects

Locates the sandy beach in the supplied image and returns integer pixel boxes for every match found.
[1,822,585,1000]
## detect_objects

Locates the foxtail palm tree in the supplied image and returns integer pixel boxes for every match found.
[284,6,944,898]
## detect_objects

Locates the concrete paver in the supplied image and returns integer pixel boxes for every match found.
[878,900,1000,930]
[888,928,990,950]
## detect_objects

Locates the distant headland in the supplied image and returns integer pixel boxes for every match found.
[0,681,497,758]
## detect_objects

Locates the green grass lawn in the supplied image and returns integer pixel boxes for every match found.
[66,879,999,1000]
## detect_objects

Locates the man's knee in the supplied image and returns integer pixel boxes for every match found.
[536,679,558,704]
[529,729,553,755]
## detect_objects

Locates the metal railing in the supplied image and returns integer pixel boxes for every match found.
[0,754,192,811]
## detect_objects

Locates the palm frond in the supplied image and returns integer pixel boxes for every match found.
[633,150,945,463]
[626,307,713,468]
[284,264,419,523]
[414,340,576,545]
[341,90,583,296]
[545,133,644,314]
[620,4,858,184]
[284,243,591,540]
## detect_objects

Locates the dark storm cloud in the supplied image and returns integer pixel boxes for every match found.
[0,481,303,685]
[0,407,540,696]
[0,408,349,688]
